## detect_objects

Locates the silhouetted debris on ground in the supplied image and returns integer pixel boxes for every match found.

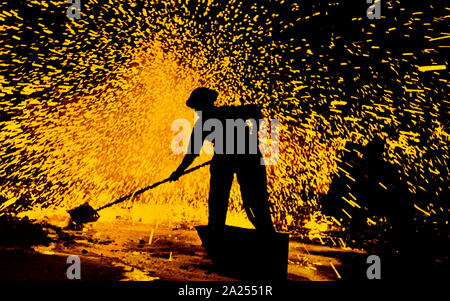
[0,215,51,248]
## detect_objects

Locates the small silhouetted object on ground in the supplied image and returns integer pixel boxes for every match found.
[68,202,100,225]
[0,215,51,248]
[196,225,289,280]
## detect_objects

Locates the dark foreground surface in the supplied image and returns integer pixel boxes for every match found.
[0,214,374,281]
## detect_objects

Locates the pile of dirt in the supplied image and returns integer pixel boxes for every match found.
[0,215,51,248]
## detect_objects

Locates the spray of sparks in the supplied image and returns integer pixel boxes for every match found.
[0,1,449,234]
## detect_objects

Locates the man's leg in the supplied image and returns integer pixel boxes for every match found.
[237,159,275,232]
[208,160,234,229]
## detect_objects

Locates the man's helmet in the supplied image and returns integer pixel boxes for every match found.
[186,87,218,109]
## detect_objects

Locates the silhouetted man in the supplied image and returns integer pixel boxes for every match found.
[169,87,275,232]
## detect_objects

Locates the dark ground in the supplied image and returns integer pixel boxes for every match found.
[0,215,369,281]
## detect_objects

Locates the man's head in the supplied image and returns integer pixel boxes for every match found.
[186,87,218,110]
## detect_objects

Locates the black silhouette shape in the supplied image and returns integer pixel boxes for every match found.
[196,225,288,280]
[170,88,275,233]
[320,137,448,279]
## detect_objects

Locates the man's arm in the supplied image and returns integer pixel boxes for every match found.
[169,154,196,181]
[169,121,203,181]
